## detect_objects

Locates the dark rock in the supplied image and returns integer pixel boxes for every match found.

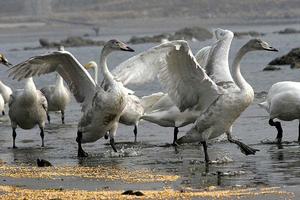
[122,190,134,195]
[39,38,51,47]
[291,62,300,69]
[234,31,265,38]
[263,65,281,71]
[172,27,212,41]
[37,158,53,167]
[133,191,144,196]
[255,91,268,99]
[38,36,105,48]
[122,190,144,196]
[128,27,212,44]
[269,47,300,68]
[275,28,300,34]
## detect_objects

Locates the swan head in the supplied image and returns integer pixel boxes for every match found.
[214,28,234,40]
[104,39,134,52]
[0,53,12,67]
[84,61,98,70]
[245,39,278,52]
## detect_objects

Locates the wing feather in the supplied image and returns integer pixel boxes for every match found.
[157,42,220,112]
[112,41,185,86]
[8,51,96,108]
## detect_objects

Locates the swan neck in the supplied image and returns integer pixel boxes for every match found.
[24,77,37,100]
[56,75,63,87]
[94,63,98,84]
[232,47,251,91]
[100,48,114,84]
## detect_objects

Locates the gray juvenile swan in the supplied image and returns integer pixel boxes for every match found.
[175,39,277,162]
[8,39,135,156]
[84,61,145,143]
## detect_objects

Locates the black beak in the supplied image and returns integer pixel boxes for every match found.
[2,60,12,67]
[121,46,135,52]
[265,46,278,52]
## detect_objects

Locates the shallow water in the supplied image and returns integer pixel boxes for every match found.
[0,23,300,192]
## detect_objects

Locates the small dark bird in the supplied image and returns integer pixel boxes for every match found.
[37,158,53,167]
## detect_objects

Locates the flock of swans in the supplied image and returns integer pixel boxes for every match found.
[0,28,293,163]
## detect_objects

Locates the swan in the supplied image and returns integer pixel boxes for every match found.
[0,55,46,149]
[40,74,71,124]
[0,81,12,115]
[40,46,71,124]
[110,37,277,163]
[8,77,48,148]
[0,54,13,115]
[174,38,278,162]
[8,39,135,156]
[84,61,145,143]
[0,94,4,115]
[259,81,300,143]
[140,28,231,145]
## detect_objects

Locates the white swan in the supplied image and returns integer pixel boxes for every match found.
[0,94,4,115]
[8,77,48,148]
[40,46,71,124]
[110,37,277,163]
[259,81,300,143]
[0,81,12,114]
[40,74,71,124]
[0,54,13,115]
[9,39,135,156]
[0,55,45,149]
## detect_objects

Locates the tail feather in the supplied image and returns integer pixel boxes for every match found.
[258,101,269,112]
[140,92,165,113]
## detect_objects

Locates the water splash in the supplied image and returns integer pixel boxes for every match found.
[104,146,142,158]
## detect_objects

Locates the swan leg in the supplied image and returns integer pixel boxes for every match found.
[2,111,5,116]
[226,127,259,155]
[201,141,210,163]
[12,128,17,149]
[39,127,45,147]
[61,110,65,124]
[269,119,283,143]
[172,127,179,146]
[298,121,300,143]
[47,113,50,124]
[76,130,88,157]
[133,125,137,143]
[109,122,118,152]
[104,132,109,140]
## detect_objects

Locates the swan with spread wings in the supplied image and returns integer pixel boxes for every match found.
[9,39,134,157]
[110,35,277,163]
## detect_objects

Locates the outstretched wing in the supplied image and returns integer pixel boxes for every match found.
[8,51,96,110]
[158,41,221,112]
[112,40,185,86]
[195,46,212,68]
[205,29,234,84]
